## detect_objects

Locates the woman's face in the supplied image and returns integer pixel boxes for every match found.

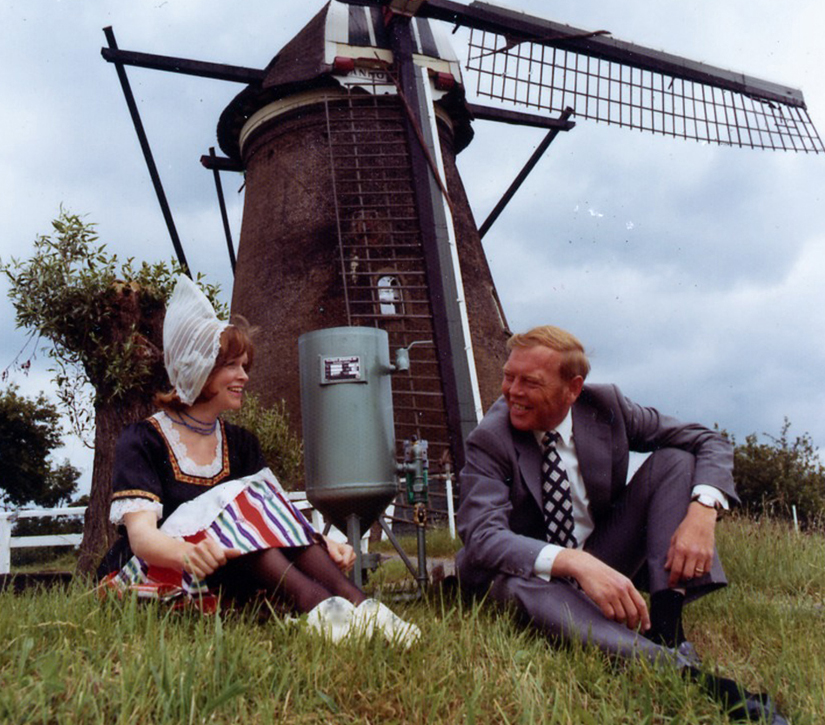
[202,352,249,413]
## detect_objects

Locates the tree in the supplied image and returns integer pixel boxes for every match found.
[728,419,825,528]
[1,209,224,573]
[0,385,80,508]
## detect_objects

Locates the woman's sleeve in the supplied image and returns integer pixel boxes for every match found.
[109,497,163,526]
[110,422,166,512]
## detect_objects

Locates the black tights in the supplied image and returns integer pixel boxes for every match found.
[209,542,366,612]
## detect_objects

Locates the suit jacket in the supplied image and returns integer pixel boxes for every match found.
[455,383,736,590]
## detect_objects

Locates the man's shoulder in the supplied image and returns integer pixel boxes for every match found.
[474,397,512,434]
[466,397,520,455]
[573,383,638,430]
[577,383,624,410]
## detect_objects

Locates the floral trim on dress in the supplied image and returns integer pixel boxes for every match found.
[112,489,161,502]
[148,412,230,486]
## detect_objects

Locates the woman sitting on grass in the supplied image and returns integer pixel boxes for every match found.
[98,275,419,646]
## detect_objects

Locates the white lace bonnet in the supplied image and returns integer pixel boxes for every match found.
[163,275,229,406]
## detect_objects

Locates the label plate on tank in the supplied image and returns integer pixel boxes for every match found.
[320,355,364,384]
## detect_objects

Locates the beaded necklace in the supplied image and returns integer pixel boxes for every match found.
[170,411,217,436]
[182,410,215,427]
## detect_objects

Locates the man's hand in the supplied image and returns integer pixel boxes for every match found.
[181,539,242,580]
[324,536,356,573]
[665,501,717,587]
[553,549,651,632]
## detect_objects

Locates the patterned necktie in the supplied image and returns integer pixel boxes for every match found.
[540,431,578,548]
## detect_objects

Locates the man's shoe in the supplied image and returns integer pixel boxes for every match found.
[685,667,788,724]
[728,692,788,724]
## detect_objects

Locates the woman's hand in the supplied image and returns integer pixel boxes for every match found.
[124,510,241,577]
[323,536,357,573]
[181,539,243,579]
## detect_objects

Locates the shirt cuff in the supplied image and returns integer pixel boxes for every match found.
[691,484,729,510]
[534,543,564,581]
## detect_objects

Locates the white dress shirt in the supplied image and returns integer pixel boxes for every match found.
[533,409,728,580]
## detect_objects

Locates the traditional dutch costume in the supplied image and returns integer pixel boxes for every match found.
[97,275,317,609]
[97,275,420,645]
[99,412,316,608]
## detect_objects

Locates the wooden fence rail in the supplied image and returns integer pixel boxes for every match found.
[0,506,87,575]
[0,494,329,575]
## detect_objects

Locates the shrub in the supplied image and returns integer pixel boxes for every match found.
[224,393,303,490]
[728,419,825,528]
[1,209,225,572]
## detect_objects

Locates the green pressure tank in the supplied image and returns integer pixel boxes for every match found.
[298,327,398,534]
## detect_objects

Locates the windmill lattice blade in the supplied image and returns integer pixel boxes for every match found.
[467,29,824,153]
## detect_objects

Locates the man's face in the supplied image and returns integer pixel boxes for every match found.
[501,345,583,431]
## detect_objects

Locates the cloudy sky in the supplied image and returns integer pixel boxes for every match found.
[1,0,823,494]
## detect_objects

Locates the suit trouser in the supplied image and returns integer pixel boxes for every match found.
[487,448,727,661]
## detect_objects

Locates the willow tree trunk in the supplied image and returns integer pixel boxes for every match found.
[75,284,167,577]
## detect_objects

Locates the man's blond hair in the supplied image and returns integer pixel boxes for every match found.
[507,325,590,381]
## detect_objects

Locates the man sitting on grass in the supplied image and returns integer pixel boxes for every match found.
[456,324,786,723]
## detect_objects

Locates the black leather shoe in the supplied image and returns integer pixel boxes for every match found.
[728,692,788,724]
[683,667,788,723]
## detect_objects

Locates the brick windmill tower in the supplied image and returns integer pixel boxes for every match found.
[217,1,510,476]
[103,0,823,485]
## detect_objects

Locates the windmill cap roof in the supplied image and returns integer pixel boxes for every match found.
[217,0,472,161]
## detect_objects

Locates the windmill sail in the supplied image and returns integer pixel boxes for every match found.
[449,1,825,153]
[347,0,823,152]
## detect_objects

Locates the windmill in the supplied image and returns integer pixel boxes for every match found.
[102,0,823,511]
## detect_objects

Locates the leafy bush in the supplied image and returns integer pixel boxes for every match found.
[224,393,303,490]
[727,419,825,528]
[1,209,224,441]
[1,209,227,572]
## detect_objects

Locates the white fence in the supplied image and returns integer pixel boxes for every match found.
[0,484,454,576]
[0,506,87,575]
[0,494,329,576]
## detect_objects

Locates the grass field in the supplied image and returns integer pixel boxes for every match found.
[1,516,823,724]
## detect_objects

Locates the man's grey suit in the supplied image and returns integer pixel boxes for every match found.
[456,383,737,660]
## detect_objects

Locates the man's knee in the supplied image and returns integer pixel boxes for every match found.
[634,448,695,492]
